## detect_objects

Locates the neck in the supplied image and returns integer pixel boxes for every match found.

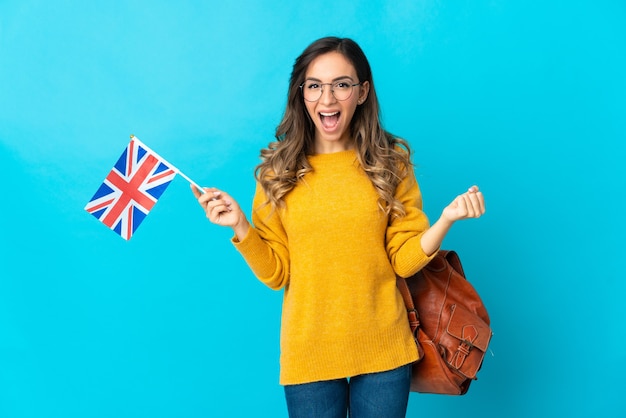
[313,138,354,154]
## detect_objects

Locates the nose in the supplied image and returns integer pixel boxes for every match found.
[319,84,336,104]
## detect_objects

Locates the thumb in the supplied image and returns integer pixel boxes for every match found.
[190,184,203,198]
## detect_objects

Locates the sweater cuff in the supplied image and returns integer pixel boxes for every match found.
[395,232,439,278]
[231,225,258,252]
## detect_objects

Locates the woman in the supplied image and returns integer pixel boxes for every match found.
[192,37,485,418]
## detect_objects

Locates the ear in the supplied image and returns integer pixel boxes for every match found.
[358,80,370,104]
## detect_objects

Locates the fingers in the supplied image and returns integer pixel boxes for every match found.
[463,185,485,218]
[446,186,486,221]
[204,192,232,216]
[190,185,240,225]
[189,184,202,199]
[190,184,213,199]
[206,201,233,223]
[191,186,220,206]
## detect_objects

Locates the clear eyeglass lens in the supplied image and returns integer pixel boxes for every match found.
[302,81,355,101]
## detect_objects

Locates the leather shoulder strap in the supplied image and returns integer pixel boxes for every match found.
[396,276,420,335]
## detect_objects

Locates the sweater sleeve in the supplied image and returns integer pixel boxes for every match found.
[232,183,290,290]
[386,169,437,278]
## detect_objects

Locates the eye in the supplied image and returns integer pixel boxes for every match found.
[305,82,320,90]
[334,81,351,89]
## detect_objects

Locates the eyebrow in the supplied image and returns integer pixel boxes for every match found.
[304,76,355,82]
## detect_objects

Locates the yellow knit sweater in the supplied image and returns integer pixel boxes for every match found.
[233,150,435,385]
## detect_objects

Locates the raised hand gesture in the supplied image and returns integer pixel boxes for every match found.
[441,186,486,222]
[191,186,250,240]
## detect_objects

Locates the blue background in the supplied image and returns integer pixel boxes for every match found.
[1,1,624,417]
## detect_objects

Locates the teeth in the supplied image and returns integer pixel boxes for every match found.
[320,112,339,116]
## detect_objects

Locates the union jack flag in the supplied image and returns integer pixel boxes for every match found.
[85,137,177,240]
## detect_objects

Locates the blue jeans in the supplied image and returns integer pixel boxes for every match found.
[284,364,411,418]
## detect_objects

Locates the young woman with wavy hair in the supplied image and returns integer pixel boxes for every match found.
[257,37,411,219]
[193,37,485,418]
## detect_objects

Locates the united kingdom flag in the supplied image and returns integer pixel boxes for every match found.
[85,137,177,240]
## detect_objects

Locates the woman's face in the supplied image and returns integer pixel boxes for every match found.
[302,52,369,153]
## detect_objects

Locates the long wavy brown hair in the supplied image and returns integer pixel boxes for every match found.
[255,37,413,218]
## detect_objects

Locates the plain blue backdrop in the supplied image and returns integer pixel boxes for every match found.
[1,1,624,417]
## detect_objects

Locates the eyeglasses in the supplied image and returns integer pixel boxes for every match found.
[300,80,361,102]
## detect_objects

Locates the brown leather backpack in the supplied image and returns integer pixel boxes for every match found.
[396,250,492,395]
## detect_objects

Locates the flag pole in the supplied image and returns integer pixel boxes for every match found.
[130,135,206,194]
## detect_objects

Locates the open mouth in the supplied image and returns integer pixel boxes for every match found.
[320,111,340,130]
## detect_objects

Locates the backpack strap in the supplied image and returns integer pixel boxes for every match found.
[396,275,420,337]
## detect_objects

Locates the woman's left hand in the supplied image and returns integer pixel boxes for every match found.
[441,185,486,223]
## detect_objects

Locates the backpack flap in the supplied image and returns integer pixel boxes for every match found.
[443,304,492,380]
